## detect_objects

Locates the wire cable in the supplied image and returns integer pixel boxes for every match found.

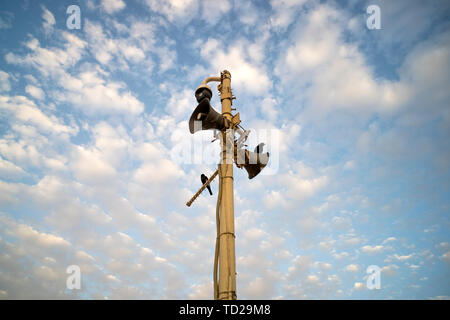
[213,164,222,300]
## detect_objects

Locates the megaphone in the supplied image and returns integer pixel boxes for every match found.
[238,149,270,179]
[189,99,230,134]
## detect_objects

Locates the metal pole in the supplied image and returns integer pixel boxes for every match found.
[217,70,237,300]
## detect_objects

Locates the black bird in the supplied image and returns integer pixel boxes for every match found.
[254,143,265,153]
[201,174,213,195]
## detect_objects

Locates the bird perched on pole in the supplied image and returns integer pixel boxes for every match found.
[201,174,213,195]
[254,143,265,153]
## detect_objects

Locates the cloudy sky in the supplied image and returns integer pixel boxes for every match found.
[0,0,449,299]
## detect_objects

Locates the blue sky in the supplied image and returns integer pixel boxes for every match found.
[0,0,449,299]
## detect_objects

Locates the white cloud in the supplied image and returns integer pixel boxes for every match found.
[128,19,156,52]
[101,0,126,14]
[270,0,307,29]
[33,265,60,281]
[345,264,359,273]
[0,95,77,135]
[166,88,193,119]
[235,2,258,27]
[262,161,328,212]
[91,122,130,167]
[306,274,319,284]
[393,253,414,261]
[383,237,397,244]
[0,71,11,92]
[286,255,313,280]
[0,210,177,298]
[343,237,362,247]
[243,228,267,241]
[263,190,287,210]
[32,176,113,233]
[398,30,450,113]
[319,239,336,252]
[25,85,45,100]
[343,160,355,170]
[0,138,41,169]
[279,6,343,73]
[381,264,399,277]
[84,21,115,65]
[83,19,159,71]
[188,280,213,299]
[428,296,450,300]
[243,277,277,299]
[368,0,441,60]
[133,158,183,185]
[122,45,146,62]
[361,245,384,254]
[332,216,352,231]
[5,217,71,249]
[56,70,144,115]
[155,46,177,73]
[275,4,411,118]
[440,251,450,265]
[333,252,349,260]
[284,172,328,201]
[328,274,341,285]
[6,33,87,77]
[261,96,278,122]
[71,145,117,185]
[201,0,231,25]
[0,157,27,179]
[41,6,55,35]
[297,214,321,235]
[145,0,199,23]
[354,282,364,290]
[199,38,271,95]
[314,262,332,270]
[436,242,450,252]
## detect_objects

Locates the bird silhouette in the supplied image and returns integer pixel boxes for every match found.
[254,143,265,153]
[201,174,212,195]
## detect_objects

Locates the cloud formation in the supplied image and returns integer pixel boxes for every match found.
[0,0,449,300]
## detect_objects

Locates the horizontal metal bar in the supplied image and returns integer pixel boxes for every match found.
[186,169,219,207]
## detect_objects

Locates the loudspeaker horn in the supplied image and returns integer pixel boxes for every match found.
[242,150,270,179]
[189,99,229,134]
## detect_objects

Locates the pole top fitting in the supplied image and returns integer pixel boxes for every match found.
[221,70,231,79]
